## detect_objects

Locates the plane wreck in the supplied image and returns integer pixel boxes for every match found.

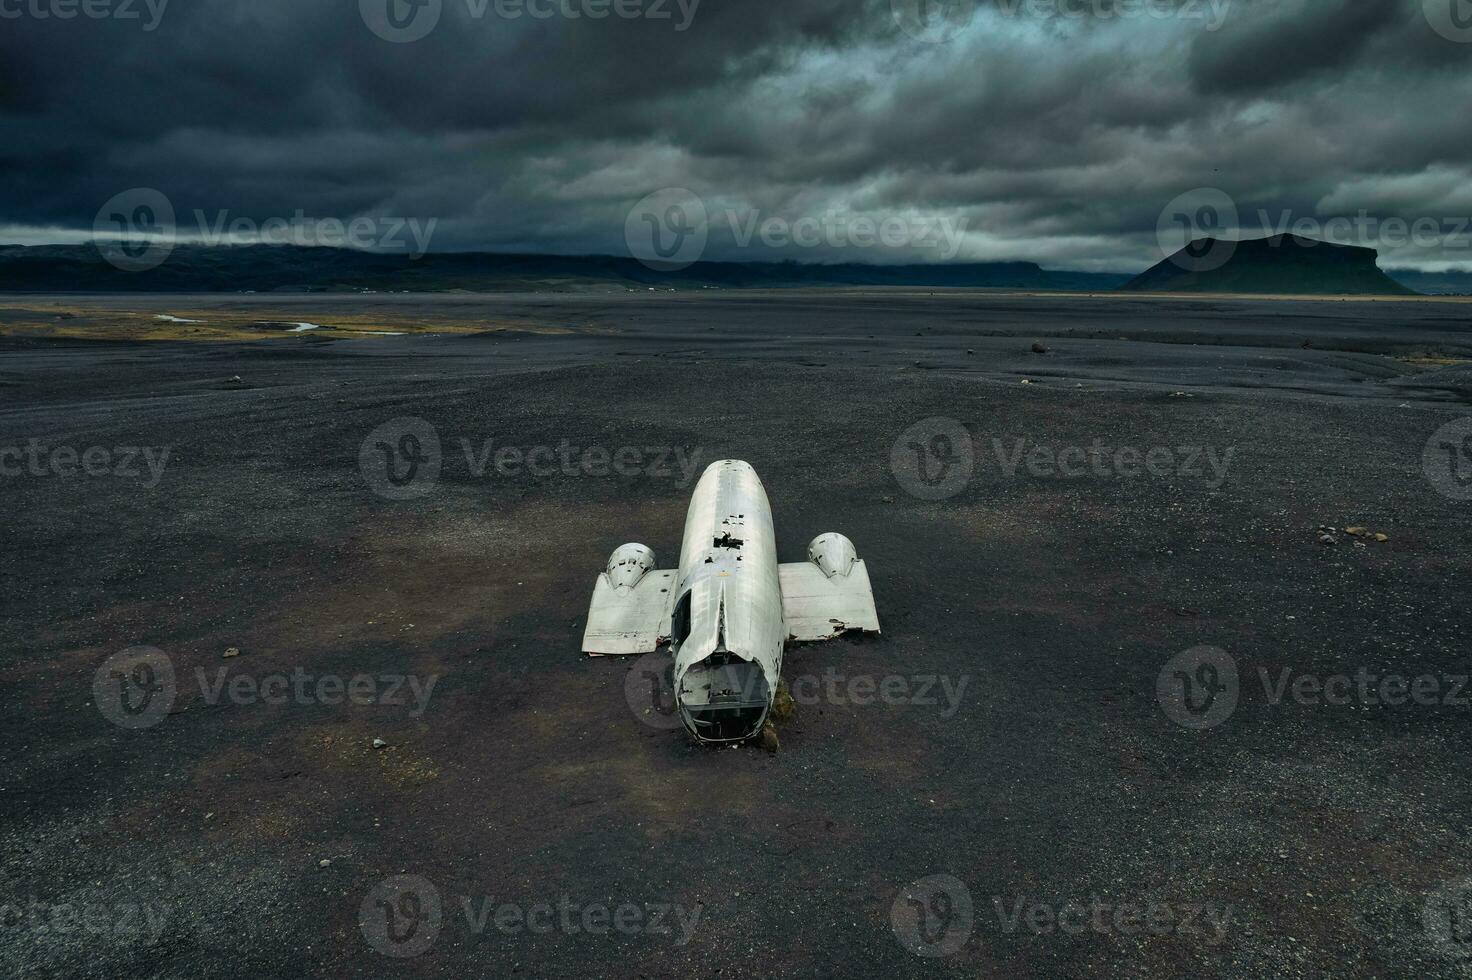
[582,459,880,744]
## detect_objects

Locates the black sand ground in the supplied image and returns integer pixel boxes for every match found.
[2,291,1471,978]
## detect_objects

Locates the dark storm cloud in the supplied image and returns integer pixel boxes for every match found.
[1,0,1470,270]
[1187,0,1403,95]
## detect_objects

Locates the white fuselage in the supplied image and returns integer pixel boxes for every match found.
[670,460,786,742]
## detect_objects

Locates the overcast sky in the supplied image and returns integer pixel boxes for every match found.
[2,0,1470,270]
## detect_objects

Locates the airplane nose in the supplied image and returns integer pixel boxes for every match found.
[677,654,770,743]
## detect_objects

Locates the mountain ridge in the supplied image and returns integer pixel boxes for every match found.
[0,244,1130,293]
[0,240,1444,295]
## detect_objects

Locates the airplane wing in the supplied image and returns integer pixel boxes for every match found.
[779,546,881,642]
[581,567,678,656]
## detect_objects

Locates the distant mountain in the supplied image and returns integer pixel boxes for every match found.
[1120,235,1417,296]
[0,243,1131,293]
[1383,269,1472,296]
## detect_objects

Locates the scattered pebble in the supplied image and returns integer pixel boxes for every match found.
[223,647,240,658]
[372,738,388,750]
[318,859,331,868]
[1031,342,1049,355]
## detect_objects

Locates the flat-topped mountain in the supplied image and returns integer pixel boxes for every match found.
[1121,234,1416,295]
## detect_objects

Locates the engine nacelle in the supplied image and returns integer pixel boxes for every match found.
[605,543,656,590]
[807,532,858,579]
